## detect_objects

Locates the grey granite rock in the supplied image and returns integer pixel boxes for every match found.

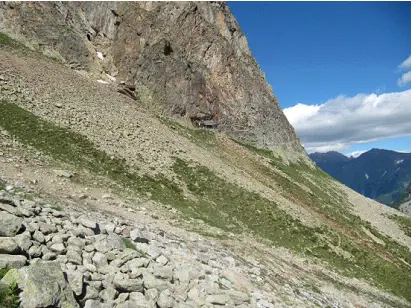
[50,243,66,254]
[100,284,118,302]
[66,269,84,296]
[39,222,57,235]
[205,294,230,305]
[79,216,98,230]
[130,229,150,244]
[0,254,27,269]
[153,265,173,280]
[92,252,108,268]
[28,245,42,258]
[32,230,46,244]
[0,202,21,216]
[225,290,250,305]
[0,237,19,254]
[0,212,23,236]
[13,232,32,253]
[67,247,83,265]
[1,260,78,307]
[113,272,144,292]
[157,289,174,308]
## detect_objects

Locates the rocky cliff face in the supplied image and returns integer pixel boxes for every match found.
[399,182,411,216]
[0,1,304,154]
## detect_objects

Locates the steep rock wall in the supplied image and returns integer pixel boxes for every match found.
[0,1,305,156]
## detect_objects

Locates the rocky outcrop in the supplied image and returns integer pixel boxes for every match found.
[400,181,411,204]
[399,181,411,216]
[0,1,304,154]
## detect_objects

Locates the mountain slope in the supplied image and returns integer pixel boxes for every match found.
[0,1,304,156]
[310,149,411,205]
[1,42,411,306]
[0,2,411,307]
[308,151,351,176]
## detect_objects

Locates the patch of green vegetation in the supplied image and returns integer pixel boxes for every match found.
[217,276,234,289]
[21,194,35,201]
[195,230,229,240]
[302,280,322,294]
[0,31,62,64]
[122,238,137,251]
[0,102,183,206]
[1,102,411,302]
[0,268,9,280]
[388,214,411,237]
[0,283,19,308]
[50,204,64,212]
[171,157,324,251]
[0,32,21,49]
[159,117,216,147]
[0,182,4,191]
[0,269,19,308]
[232,141,357,226]
[236,141,363,225]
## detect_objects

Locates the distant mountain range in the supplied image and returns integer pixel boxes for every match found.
[309,149,411,206]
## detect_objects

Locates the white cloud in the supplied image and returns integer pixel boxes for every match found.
[305,143,348,153]
[399,55,411,70]
[344,150,366,158]
[398,71,411,87]
[283,103,320,124]
[284,89,411,153]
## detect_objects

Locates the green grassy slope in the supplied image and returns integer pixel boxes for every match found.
[1,101,411,302]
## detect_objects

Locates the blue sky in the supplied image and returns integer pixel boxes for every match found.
[228,2,411,154]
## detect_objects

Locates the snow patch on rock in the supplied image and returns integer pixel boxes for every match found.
[96,51,104,59]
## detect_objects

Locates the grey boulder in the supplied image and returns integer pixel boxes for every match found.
[94,233,125,253]
[1,260,78,307]
[157,289,175,308]
[113,272,144,292]
[0,237,19,254]
[0,254,27,269]
[0,212,23,236]
[13,232,32,253]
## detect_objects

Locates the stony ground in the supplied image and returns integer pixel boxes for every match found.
[1,44,411,307]
[0,125,409,308]
[0,186,256,308]
[400,200,411,216]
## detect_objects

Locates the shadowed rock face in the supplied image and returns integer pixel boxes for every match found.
[399,182,411,204]
[0,1,305,155]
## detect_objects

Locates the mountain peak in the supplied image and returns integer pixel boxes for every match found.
[309,151,351,162]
